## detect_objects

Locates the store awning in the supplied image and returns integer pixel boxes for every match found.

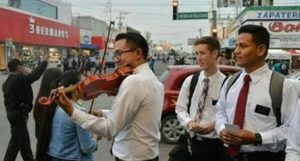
[288,50,300,55]
[80,43,98,49]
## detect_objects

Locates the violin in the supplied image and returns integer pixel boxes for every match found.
[38,66,133,106]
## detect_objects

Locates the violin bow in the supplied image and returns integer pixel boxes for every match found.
[88,21,115,114]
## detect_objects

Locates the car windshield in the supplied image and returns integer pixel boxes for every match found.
[286,70,300,80]
[159,69,170,84]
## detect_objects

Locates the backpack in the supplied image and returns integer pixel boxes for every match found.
[187,71,284,126]
[225,71,284,126]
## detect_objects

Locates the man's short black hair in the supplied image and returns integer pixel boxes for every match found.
[194,36,221,54]
[238,24,270,56]
[115,32,149,59]
[7,58,23,72]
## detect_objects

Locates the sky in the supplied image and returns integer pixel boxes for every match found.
[68,0,299,51]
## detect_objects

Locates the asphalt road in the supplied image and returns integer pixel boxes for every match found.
[0,60,176,161]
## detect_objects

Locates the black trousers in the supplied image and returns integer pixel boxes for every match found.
[4,113,34,161]
[190,137,227,161]
[228,151,285,161]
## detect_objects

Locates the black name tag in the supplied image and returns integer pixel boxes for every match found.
[255,104,271,116]
[212,100,218,106]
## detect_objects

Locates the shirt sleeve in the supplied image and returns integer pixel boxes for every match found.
[259,79,298,147]
[71,76,146,140]
[18,61,48,85]
[76,122,98,154]
[175,75,193,129]
[285,100,300,161]
[215,79,228,135]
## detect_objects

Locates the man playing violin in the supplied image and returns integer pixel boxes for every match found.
[2,53,49,161]
[55,32,164,161]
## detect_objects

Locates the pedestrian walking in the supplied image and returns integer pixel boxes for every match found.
[2,53,49,161]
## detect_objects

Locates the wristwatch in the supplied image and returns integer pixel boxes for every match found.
[253,133,262,146]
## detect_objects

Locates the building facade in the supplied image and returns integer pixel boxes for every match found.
[72,16,119,57]
[223,5,300,70]
[227,6,300,49]
[6,0,72,24]
[0,6,79,70]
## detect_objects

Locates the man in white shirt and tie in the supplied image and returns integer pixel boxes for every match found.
[174,36,227,161]
[215,24,298,161]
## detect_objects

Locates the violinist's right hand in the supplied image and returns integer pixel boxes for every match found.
[91,110,102,117]
[56,88,74,117]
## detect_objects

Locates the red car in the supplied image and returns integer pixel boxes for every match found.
[159,65,241,144]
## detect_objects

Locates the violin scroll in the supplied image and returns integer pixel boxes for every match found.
[38,85,77,106]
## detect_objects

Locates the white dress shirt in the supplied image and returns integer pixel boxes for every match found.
[215,64,298,152]
[70,63,164,161]
[285,100,300,161]
[176,70,226,138]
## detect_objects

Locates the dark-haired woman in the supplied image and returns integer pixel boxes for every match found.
[47,70,98,161]
[33,68,63,161]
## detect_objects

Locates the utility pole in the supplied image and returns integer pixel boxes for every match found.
[199,28,202,37]
[235,0,241,17]
[116,11,129,32]
[103,0,112,22]
[117,12,124,32]
[211,0,217,38]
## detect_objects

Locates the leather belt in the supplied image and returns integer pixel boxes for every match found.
[115,156,159,161]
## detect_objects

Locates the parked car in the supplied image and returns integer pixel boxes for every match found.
[159,65,241,144]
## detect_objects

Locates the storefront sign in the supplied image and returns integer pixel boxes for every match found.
[268,22,300,33]
[244,21,300,37]
[0,7,79,48]
[257,11,300,19]
[28,16,69,39]
[80,29,92,44]
[270,38,300,49]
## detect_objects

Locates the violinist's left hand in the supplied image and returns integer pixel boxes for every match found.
[56,88,74,117]
[93,133,102,141]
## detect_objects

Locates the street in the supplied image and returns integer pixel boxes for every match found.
[0,61,176,161]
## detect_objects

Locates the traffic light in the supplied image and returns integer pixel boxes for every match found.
[172,0,178,20]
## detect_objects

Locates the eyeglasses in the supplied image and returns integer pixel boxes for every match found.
[113,48,137,59]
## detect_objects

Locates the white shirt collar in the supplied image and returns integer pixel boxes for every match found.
[242,63,269,83]
[133,63,150,74]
